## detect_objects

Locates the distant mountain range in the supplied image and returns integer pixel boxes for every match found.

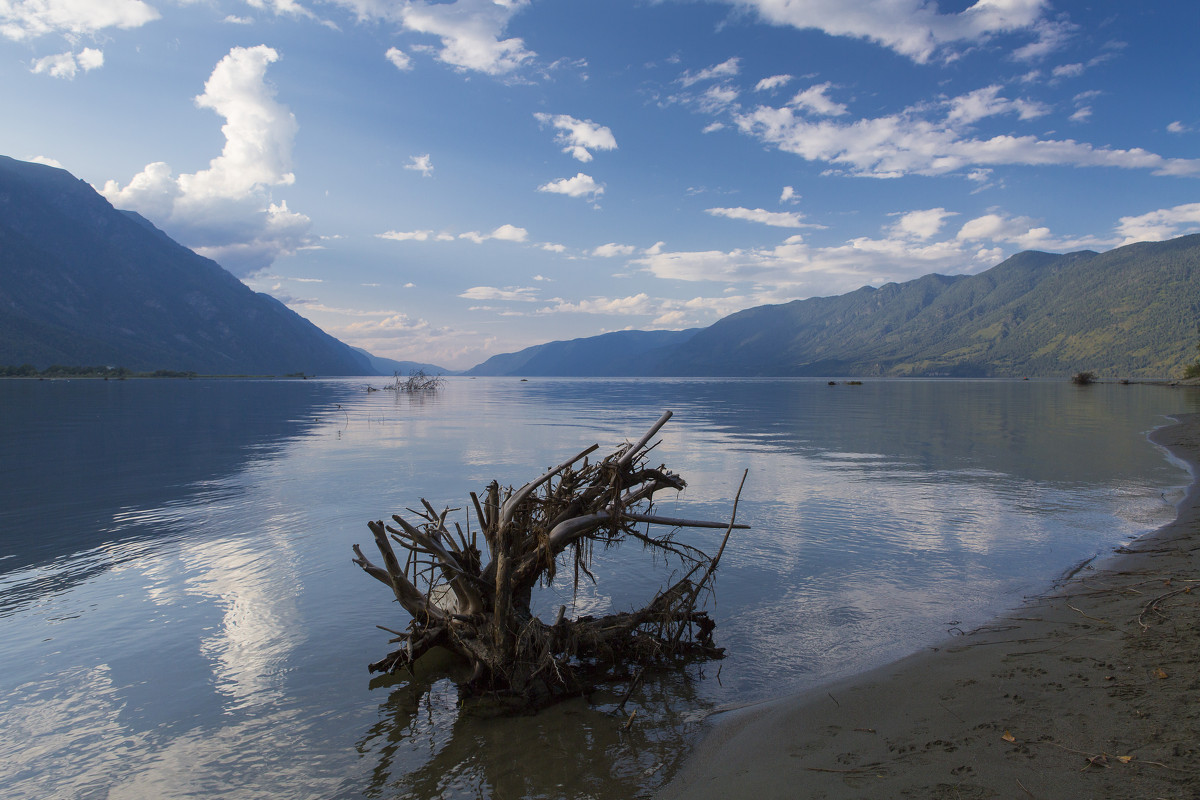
[350,347,451,377]
[468,236,1200,379]
[2,156,1196,380]
[0,156,380,376]
[465,328,699,376]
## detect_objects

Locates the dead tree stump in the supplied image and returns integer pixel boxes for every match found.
[352,410,748,708]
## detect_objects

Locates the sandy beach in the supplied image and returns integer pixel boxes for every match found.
[660,412,1200,800]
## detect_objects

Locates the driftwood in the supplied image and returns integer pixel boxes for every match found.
[353,410,748,707]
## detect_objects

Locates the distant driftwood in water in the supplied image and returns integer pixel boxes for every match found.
[384,369,445,393]
[352,410,748,708]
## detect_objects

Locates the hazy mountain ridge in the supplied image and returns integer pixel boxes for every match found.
[470,238,1199,378]
[465,328,700,376]
[0,156,376,375]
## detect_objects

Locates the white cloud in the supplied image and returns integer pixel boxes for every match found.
[1116,203,1200,245]
[945,85,1049,125]
[733,85,1200,178]
[458,224,529,243]
[702,121,725,133]
[723,0,1050,63]
[955,211,1107,250]
[592,243,636,257]
[1,0,159,40]
[405,153,433,176]
[1069,106,1091,123]
[27,155,63,168]
[248,0,317,18]
[780,185,797,203]
[539,293,655,316]
[385,47,412,70]
[537,172,603,200]
[1051,62,1084,79]
[1167,121,1191,134]
[891,208,956,239]
[100,46,309,276]
[1010,18,1075,61]
[789,82,847,116]
[377,229,435,241]
[706,206,809,228]
[633,232,993,294]
[680,57,740,87]
[459,285,539,301]
[533,113,617,162]
[76,46,103,70]
[30,47,103,78]
[397,0,534,75]
[700,84,739,113]
[755,74,792,92]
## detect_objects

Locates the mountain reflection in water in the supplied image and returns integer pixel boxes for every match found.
[0,377,1195,799]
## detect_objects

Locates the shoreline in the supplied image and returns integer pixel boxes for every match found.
[658,412,1200,799]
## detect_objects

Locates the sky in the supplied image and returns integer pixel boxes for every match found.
[1,1,1198,370]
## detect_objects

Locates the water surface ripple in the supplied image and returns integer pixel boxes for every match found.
[1,377,1195,799]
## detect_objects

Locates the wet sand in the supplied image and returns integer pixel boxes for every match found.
[659,413,1200,799]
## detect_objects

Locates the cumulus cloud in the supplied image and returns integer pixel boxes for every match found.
[100,46,310,276]
[1116,203,1200,244]
[1052,62,1084,79]
[891,208,956,239]
[538,293,655,316]
[945,84,1049,125]
[385,47,412,70]
[789,82,847,116]
[458,224,529,243]
[30,48,103,78]
[955,211,1107,250]
[1,0,159,40]
[706,206,810,228]
[1167,121,1191,134]
[722,0,1051,63]
[755,74,792,92]
[537,172,603,200]
[405,153,433,175]
[533,113,617,162]
[680,57,740,87]
[329,0,534,75]
[632,231,996,295]
[377,229,436,241]
[592,243,636,257]
[459,285,539,301]
[780,185,798,203]
[732,83,1200,178]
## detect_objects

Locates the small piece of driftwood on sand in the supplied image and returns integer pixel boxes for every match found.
[352,410,748,709]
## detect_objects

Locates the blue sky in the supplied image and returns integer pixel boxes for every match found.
[2,1,1198,369]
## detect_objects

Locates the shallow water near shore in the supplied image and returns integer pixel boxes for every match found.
[1,377,1197,799]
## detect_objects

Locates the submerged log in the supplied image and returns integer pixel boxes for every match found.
[352,410,748,707]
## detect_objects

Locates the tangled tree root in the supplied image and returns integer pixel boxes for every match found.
[353,410,747,709]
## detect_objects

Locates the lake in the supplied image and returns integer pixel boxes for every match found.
[1,377,1196,799]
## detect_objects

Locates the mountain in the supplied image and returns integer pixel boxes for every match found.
[350,347,452,376]
[0,156,375,375]
[465,328,700,376]
[466,236,1200,379]
[660,237,1199,377]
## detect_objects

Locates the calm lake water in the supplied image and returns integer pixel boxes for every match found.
[1,377,1197,799]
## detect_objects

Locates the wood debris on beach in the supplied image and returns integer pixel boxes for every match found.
[353,410,748,709]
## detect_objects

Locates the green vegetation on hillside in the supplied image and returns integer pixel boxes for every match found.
[657,236,1200,379]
